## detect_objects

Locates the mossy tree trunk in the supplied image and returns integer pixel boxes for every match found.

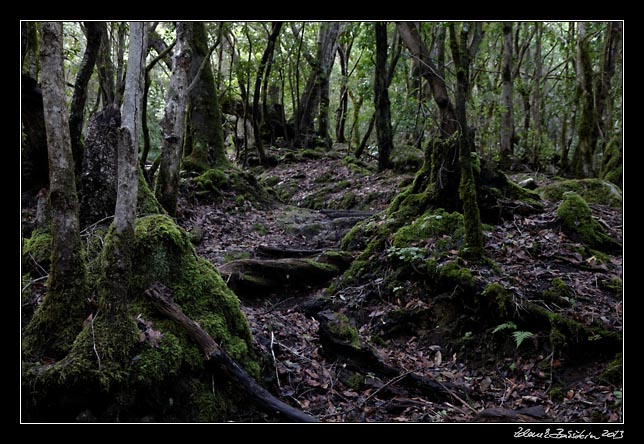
[24,22,88,358]
[96,23,115,107]
[395,22,484,256]
[21,21,39,79]
[183,22,229,171]
[21,74,49,194]
[334,41,351,144]
[155,22,192,216]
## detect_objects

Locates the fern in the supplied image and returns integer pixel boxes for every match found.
[512,331,534,348]
[492,321,517,334]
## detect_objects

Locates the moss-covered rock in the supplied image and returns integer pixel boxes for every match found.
[392,209,465,254]
[539,179,622,207]
[556,191,621,252]
[390,144,424,173]
[194,167,271,204]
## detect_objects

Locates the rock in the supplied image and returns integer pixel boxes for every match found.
[518,177,538,190]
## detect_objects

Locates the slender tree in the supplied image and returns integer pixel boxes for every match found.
[69,22,103,178]
[23,22,88,358]
[374,22,394,172]
[155,22,192,215]
[499,22,515,169]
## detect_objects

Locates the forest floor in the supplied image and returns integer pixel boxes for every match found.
[175,144,623,423]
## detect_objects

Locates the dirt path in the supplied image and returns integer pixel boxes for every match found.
[175,148,623,423]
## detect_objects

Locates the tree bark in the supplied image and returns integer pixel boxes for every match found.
[499,22,515,170]
[21,21,39,78]
[24,22,87,358]
[96,23,116,106]
[334,43,351,144]
[251,22,282,165]
[69,22,102,179]
[21,74,49,193]
[183,22,228,170]
[531,22,543,166]
[155,22,192,216]
[572,22,596,178]
[294,22,342,148]
[374,22,394,172]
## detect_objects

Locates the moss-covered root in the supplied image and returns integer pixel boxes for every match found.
[481,282,621,355]
[22,246,88,359]
[556,192,621,252]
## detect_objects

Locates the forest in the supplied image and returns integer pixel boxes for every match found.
[20,21,623,424]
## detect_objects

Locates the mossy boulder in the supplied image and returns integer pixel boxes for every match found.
[392,209,465,255]
[539,179,622,207]
[194,167,271,203]
[390,144,424,173]
[556,192,621,252]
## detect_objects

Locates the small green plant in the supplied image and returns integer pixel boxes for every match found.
[463,331,473,340]
[386,246,426,263]
[492,321,517,334]
[512,331,534,348]
[251,223,268,236]
[492,321,534,349]
[613,390,622,408]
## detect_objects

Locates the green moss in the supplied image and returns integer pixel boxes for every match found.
[549,387,565,402]
[223,250,251,263]
[345,372,365,390]
[505,179,543,208]
[303,259,338,273]
[556,192,621,251]
[194,168,229,192]
[438,260,474,288]
[603,277,622,295]
[326,313,361,349]
[390,144,424,172]
[301,148,326,159]
[599,353,622,385]
[482,282,514,318]
[337,191,358,209]
[22,228,52,272]
[251,222,267,236]
[543,278,574,306]
[136,166,164,215]
[539,179,622,207]
[392,209,464,255]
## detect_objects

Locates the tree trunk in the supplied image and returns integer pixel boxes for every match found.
[294,22,342,148]
[531,22,542,167]
[21,74,49,194]
[374,22,394,172]
[251,22,282,165]
[155,22,192,216]
[21,21,39,78]
[23,22,88,358]
[101,21,147,320]
[572,22,596,178]
[96,23,116,106]
[69,22,102,179]
[335,44,351,144]
[183,22,228,171]
[499,22,514,170]
[348,90,363,149]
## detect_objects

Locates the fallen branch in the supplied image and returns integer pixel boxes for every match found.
[144,282,319,423]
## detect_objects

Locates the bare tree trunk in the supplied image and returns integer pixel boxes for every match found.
[531,22,542,167]
[499,22,514,170]
[155,22,192,216]
[294,22,342,148]
[559,22,575,174]
[69,22,102,179]
[251,22,282,165]
[335,43,351,144]
[24,22,87,358]
[104,21,147,317]
[374,22,394,172]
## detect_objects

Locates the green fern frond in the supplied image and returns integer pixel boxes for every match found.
[513,331,534,348]
[492,321,517,334]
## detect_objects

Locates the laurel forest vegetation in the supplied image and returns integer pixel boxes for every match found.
[21,21,622,423]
